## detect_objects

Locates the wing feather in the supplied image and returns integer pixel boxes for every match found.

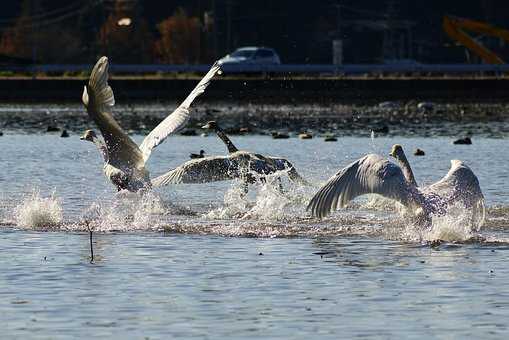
[307,154,412,218]
[139,62,221,162]
[152,155,238,187]
[425,160,484,207]
[83,57,144,168]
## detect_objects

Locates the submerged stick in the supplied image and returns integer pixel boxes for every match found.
[85,220,94,263]
[89,230,94,263]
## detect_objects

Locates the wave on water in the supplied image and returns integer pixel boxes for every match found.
[13,190,63,229]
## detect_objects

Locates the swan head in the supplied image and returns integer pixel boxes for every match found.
[389,144,406,160]
[80,129,98,142]
[201,121,217,130]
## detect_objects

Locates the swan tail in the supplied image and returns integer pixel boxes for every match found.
[83,56,115,110]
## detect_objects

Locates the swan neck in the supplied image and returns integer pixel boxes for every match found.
[397,154,417,187]
[215,126,238,153]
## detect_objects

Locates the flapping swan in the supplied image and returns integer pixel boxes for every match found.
[81,56,220,191]
[307,144,484,228]
[202,121,308,184]
[390,144,484,223]
[151,121,309,188]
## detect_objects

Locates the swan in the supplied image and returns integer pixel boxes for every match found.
[203,120,309,186]
[81,56,220,191]
[151,121,309,188]
[307,144,485,228]
[390,144,484,222]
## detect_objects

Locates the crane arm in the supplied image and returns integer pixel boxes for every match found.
[443,15,509,64]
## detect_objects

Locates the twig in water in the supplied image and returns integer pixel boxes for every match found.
[85,220,94,263]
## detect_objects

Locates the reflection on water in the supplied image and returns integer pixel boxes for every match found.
[1,132,509,338]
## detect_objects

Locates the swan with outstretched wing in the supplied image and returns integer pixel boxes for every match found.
[307,145,485,229]
[81,56,221,191]
[151,121,310,190]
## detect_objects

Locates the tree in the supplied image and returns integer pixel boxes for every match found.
[155,7,201,64]
[0,0,82,63]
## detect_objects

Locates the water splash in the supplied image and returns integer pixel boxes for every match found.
[13,190,63,229]
[78,190,168,232]
[370,130,375,149]
[205,171,310,221]
[396,202,485,242]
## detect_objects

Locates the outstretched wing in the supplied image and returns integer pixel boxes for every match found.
[82,57,144,168]
[307,154,412,218]
[139,62,221,162]
[424,160,485,230]
[425,160,484,207]
[151,155,239,187]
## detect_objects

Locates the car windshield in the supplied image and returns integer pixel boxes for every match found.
[230,49,256,58]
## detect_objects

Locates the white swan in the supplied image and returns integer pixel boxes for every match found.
[81,56,220,191]
[307,144,485,228]
[151,121,309,188]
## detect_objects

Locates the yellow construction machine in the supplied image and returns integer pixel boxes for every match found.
[443,15,509,64]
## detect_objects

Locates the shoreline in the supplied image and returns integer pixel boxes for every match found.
[0,78,509,102]
[1,101,508,138]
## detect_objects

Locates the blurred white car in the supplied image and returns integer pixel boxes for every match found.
[219,47,281,65]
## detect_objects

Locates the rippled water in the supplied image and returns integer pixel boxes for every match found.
[1,129,509,338]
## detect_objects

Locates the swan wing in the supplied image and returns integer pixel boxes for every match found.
[307,154,412,218]
[151,155,238,187]
[83,57,144,167]
[426,160,484,206]
[139,62,221,162]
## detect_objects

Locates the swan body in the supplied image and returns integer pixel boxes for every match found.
[152,122,309,188]
[202,121,307,185]
[152,150,307,186]
[81,56,220,191]
[307,145,484,228]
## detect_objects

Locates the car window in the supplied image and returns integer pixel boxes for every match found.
[231,50,255,58]
[255,49,275,58]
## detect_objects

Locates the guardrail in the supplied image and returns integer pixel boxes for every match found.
[2,63,509,75]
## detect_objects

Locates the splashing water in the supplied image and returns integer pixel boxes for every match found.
[205,180,251,219]
[79,191,168,232]
[370,130,376,151]
[398,202,485,242]
[13,190,63,229]
[240,182,292,221]
[206,170,310,222]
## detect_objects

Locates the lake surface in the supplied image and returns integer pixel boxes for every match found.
[1,130,509,338]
